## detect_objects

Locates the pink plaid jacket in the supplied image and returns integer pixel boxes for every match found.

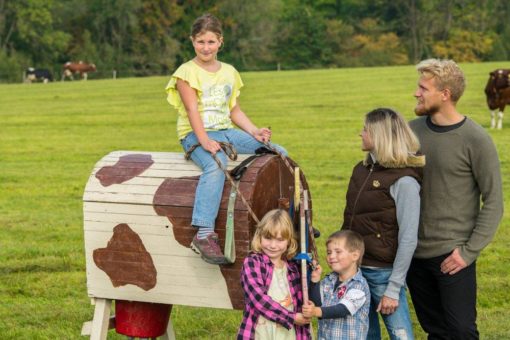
[237,252,311,339]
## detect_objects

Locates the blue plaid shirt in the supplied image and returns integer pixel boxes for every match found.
[317,269,370,339]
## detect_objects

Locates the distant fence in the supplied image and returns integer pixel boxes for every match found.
[0,63,286,84]
[0,69,173,84]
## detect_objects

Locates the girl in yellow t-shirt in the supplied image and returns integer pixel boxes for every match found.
[165,13,286,265]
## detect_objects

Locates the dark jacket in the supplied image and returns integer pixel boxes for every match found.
[342,156,424,267]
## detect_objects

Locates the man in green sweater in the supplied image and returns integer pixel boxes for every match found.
[407,59,503,339]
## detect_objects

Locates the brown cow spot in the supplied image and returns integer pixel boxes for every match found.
[153,177,198,247]
[93,223,157,291]
[95,154,154,186]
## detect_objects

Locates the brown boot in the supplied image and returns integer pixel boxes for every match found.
[191,233,228,265]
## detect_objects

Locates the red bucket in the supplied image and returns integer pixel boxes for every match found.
[115,300,172,337]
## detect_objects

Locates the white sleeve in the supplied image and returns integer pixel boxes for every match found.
[339,288,367,315]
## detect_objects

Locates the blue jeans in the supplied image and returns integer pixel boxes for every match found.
[180,129,287,229]
[361,267,414,340]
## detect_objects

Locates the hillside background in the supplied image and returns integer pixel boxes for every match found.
[1,0,510,81]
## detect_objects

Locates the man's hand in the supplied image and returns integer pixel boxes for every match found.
[440,248,467,275]
[376,296,399,315]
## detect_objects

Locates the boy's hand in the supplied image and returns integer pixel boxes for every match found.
[311,262,322,283]
[302,301,316,318]
[294,312,311,325]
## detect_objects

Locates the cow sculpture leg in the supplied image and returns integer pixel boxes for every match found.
[89,298,112,340]
[82,299,175,339]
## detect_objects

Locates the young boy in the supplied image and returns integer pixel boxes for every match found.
[302,230,370,339]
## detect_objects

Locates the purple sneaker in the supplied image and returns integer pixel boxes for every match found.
[191,233,228,265]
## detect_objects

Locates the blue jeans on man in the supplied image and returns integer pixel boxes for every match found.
[362,267,414,340]
[181,129,287,228]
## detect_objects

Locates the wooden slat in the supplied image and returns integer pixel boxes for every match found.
[94,157,251,170]
[84,221,171,236]
[84,230,191,257]
[83,192,156,205]
[87,270,231,289]
[84,220,251,241]
[84,201,161,215]
[90,167,204,179]
[86,285,233,309]
[86,182,166,195]
[85,212,169,225]
[106,150,252,162]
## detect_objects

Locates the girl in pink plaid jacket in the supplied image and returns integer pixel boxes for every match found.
[237,209,311,340]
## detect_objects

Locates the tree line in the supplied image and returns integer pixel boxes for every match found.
[1,0,509,82]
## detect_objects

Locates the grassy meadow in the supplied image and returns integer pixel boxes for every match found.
[1,62,509,339]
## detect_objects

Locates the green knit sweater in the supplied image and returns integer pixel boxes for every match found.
[409,116,503,265]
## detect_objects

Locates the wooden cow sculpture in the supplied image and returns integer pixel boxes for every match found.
[485,69,510,129]
[82,151,315,339]
[62,61,97,81]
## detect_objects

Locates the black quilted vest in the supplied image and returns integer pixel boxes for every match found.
[342,160,423,267]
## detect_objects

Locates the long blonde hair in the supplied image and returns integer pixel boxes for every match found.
[364,108,421,168]
[251,209,298,260]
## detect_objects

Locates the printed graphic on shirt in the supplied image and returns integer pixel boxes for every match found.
[255,267,296,339]
[201,84,232,129]
[340,288,366,315]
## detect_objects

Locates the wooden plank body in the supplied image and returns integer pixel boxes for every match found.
[84,151,313,310]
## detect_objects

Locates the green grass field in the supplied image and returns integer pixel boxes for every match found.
[1,62,509,339]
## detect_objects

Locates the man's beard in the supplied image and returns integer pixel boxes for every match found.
[414,103,440,116]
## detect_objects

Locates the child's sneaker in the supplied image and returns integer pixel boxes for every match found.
[191,233,228,265]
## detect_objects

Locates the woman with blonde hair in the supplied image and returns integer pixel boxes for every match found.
[342,108,425,340]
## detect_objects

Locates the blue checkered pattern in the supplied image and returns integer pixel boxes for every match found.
[318,270,370,339]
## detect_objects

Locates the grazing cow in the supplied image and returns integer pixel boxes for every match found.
[62,61,97,81]
[25,68,53,83]
[485,69,510,129]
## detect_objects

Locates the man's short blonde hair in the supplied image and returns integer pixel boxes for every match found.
[416,58,466,102]
[251,209,298,260]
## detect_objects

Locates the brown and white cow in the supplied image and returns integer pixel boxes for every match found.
[62,61,97,81]
[485,69,510,129]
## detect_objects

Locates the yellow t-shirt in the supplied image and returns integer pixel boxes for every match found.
[165,60,244,140]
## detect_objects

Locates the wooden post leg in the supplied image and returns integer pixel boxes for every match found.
[90,298,112,340]
[160,316,176,340]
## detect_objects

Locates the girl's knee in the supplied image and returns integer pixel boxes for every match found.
[202,158,227,178]
[273,144,288,156]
